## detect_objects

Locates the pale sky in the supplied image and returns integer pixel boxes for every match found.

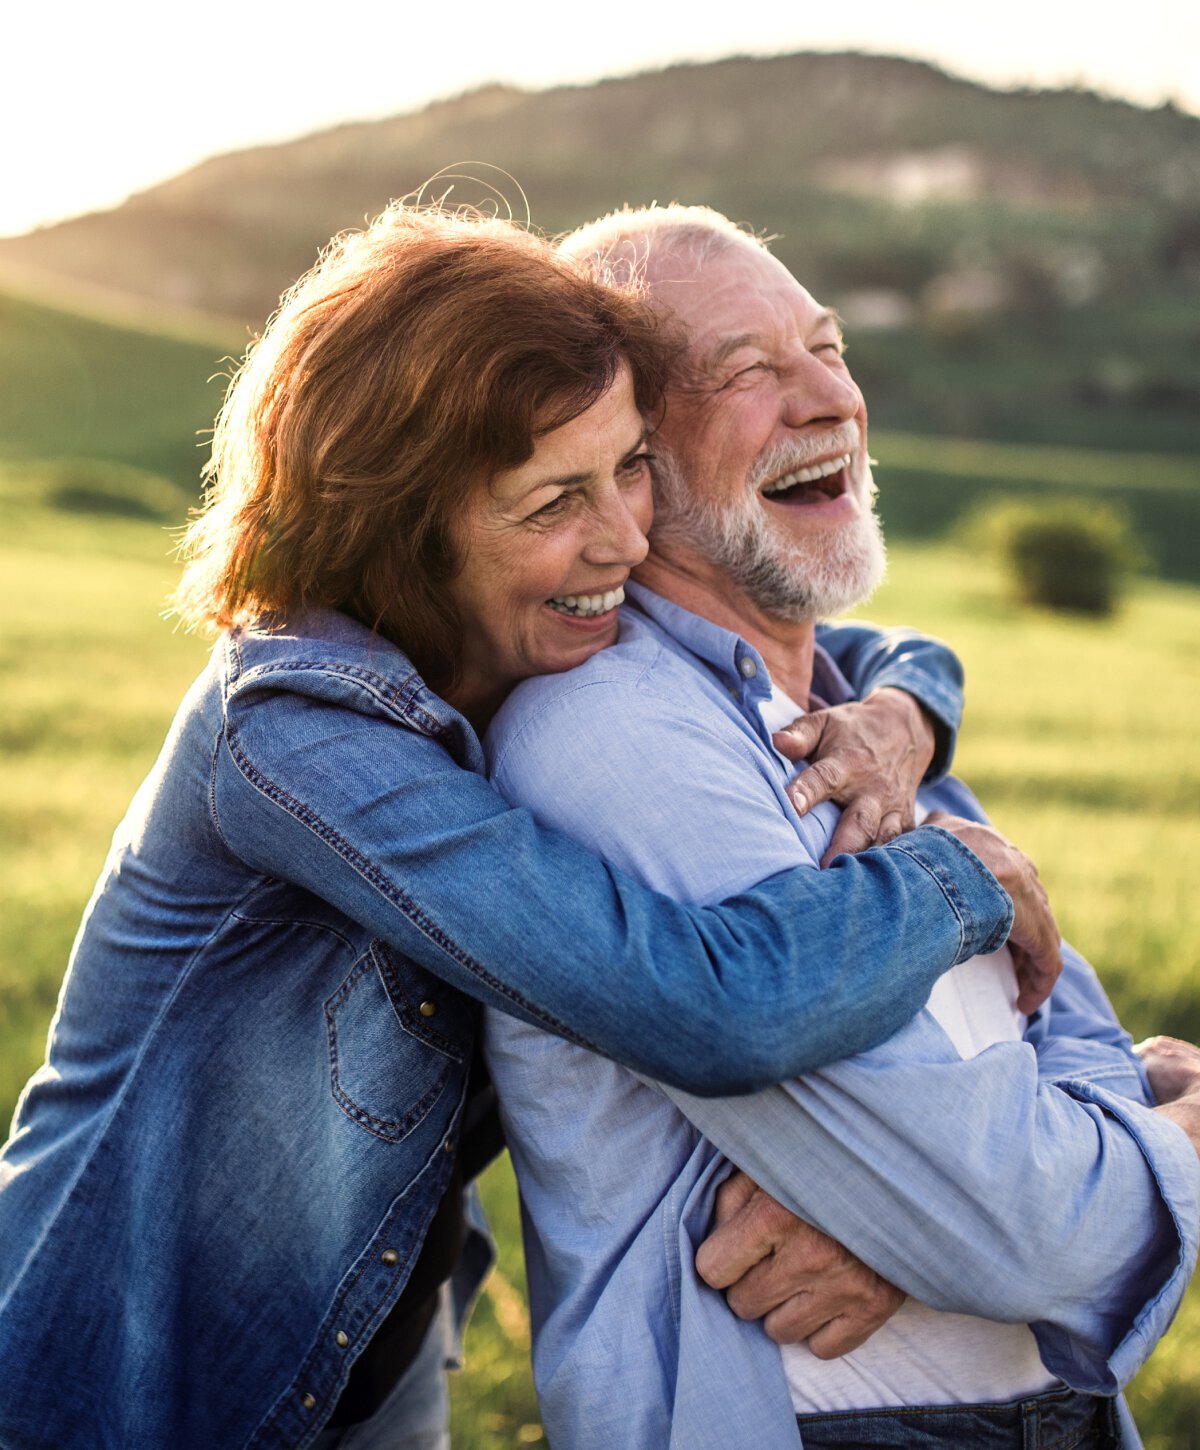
[5,0,1197,238]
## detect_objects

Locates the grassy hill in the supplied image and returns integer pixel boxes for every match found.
[2,52,1199,458]
[0,287,236,499]
[4,53,1199,324]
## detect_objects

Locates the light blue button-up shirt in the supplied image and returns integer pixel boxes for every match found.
[483,584,1200,1450]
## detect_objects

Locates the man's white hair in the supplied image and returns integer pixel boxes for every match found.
[558,204,771,294]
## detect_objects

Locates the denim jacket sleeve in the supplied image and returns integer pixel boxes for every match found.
[815,620,964,778]
[212,637,1009,1096]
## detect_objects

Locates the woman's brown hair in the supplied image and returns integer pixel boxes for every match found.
[172,203,669,686]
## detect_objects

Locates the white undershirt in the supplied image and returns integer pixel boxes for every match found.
[761,684,1058,1412]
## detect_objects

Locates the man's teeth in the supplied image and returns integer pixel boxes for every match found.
[547,586,625,618]
[762,452,851,497]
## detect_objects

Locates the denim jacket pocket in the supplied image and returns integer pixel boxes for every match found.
[325,941,475,1142]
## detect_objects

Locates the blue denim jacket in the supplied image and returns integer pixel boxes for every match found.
[0,606,1007,1450]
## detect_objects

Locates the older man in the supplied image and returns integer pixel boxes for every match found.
[482,207,1200,1449]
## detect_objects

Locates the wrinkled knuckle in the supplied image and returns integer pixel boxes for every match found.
[850,800,882,829]
[815,760,844,789]
[808,1336,844,1362]
[755,1200,790,1234]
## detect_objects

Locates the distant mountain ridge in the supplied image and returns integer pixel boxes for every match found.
[2,51,1197,326]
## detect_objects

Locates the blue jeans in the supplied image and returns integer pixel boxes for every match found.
[311,1297,451,1450]
[796,1386,1124,1448]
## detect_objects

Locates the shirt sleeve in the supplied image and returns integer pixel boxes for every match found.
[488,667,1200,1394]
[815,620,964,778]
[214,661,1010,1096]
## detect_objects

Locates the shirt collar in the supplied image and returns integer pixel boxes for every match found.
[624,580,856,710]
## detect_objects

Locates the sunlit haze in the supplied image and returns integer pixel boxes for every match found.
[6,0,1197,238]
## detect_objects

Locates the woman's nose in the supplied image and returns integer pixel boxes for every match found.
[582,489,651,568]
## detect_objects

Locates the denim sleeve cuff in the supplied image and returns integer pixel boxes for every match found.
[867,666,963,780]
[886,825,1014,963]
[1032,1079,1200,1393]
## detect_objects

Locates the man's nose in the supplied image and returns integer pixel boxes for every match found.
[582,489,651,568]
[781,355,862,430]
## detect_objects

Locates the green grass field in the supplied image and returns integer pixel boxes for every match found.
[2,465,1198,1446]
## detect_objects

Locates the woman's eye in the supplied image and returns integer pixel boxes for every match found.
[620,450,655,478]
[530,494,570,521]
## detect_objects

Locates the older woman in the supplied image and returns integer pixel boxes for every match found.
[0,205,1026,1450]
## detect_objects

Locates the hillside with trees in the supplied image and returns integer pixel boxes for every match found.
[1,51,1198,456]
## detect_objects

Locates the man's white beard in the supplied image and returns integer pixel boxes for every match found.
[651,429,887,622]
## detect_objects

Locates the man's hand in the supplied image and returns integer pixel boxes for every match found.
[774,688,936,866]
[1135,1036,1200,1105]
[924,811,1062,1014]
[695,1170,904,1358]
[1136,1037,1200,1159]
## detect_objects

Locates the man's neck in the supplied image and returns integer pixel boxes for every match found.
[634,552,816,706]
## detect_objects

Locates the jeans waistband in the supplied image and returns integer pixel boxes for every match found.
[795,1385,1123,1449]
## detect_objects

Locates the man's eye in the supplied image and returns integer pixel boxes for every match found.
[720,363,768,389]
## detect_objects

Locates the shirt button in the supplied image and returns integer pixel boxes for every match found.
[738,657,758,679]
[419,1000,438,1018]
[381,1248,399,1266]
[301,1393,317,1411]
[335,1330,349,1348]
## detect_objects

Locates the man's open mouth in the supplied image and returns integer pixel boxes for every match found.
[761,452,851,504]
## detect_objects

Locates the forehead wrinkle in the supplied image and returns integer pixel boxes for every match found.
[697,306,844,372]
[496,422,650,503]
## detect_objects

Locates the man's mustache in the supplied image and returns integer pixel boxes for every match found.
[746,422,862,493]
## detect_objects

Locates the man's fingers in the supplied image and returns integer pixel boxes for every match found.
[711,1169,759,1226]
[876,810,907,845]
[759,1292,825,1344]
[723,1260,798,1321]
[786,757,845,818]
[762,1280,905,1353]
[772,714,827,764]
[802,1294,904,1359]
[818,797,883,865]
[695,1190,788,1291]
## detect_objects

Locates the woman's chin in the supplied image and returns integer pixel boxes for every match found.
[537,609,621,675]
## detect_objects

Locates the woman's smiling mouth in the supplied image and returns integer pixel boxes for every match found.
[547,586,626,618]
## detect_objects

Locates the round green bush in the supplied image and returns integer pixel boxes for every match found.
[974,499,1143,616]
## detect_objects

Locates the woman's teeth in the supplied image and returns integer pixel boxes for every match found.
[547,587,625,618]
[762,452,851,498]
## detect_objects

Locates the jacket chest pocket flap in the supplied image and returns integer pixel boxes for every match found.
[325,941,474,1142]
